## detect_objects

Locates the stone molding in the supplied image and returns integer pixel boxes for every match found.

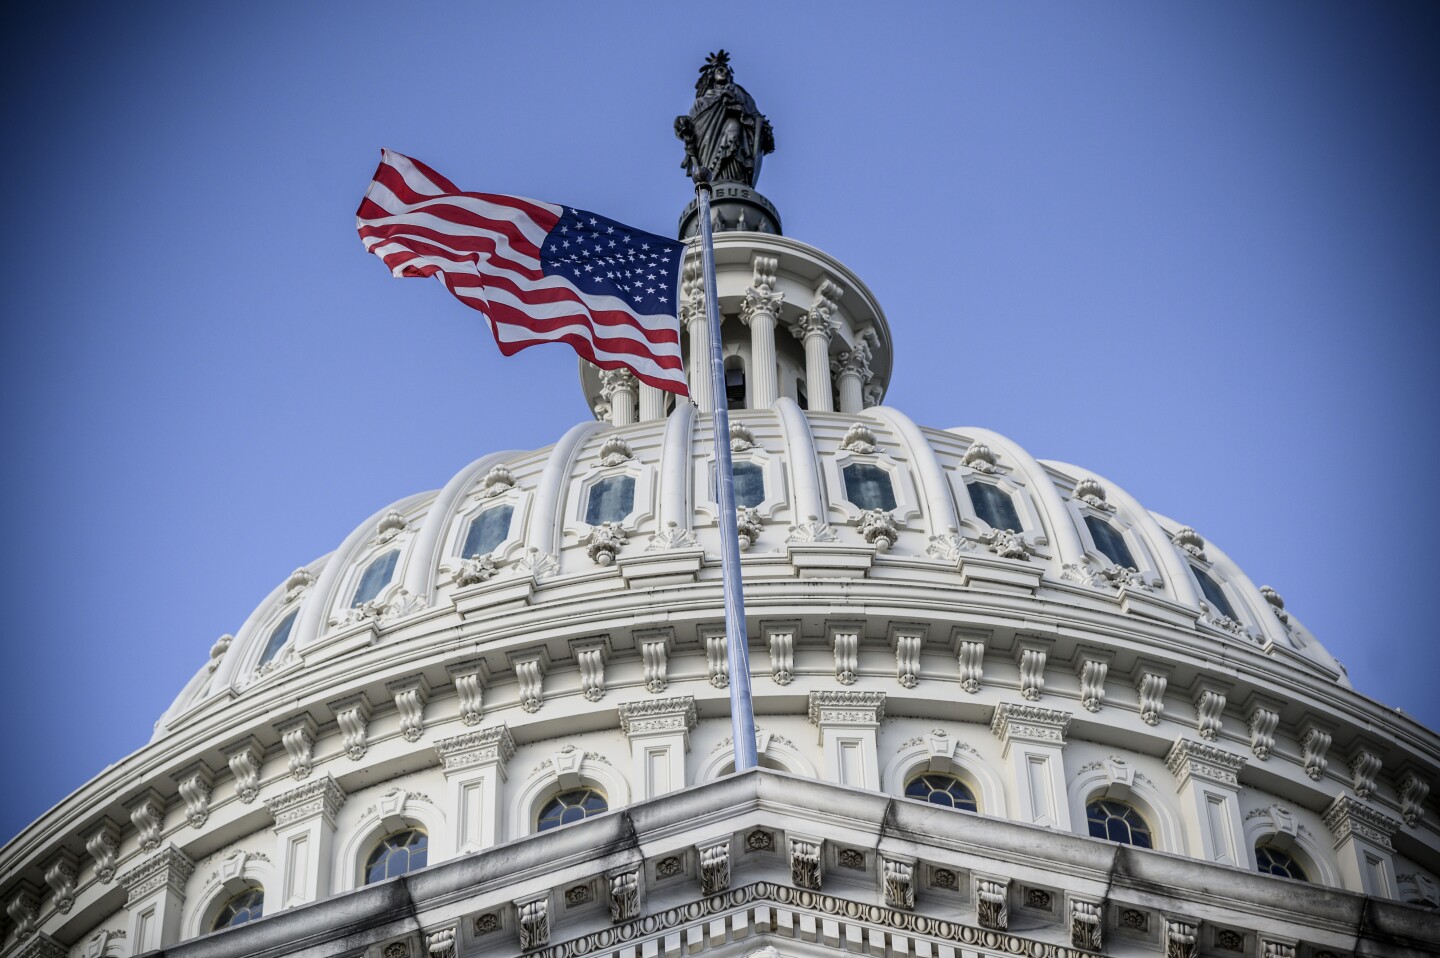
[434,725,516,773]
[1322,795,1401,852]
[118,844,193,907]
[1164,738,1246,789]
[618,696,697,737]
[989,703,1071,747]
[264,775,346,829]
[807,690,885,727]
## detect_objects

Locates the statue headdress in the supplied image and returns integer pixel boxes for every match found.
[696,49,732,95]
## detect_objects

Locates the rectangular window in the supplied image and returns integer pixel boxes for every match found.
[463,505,514,557]
[967,481,1023,532]
[585,475,636,525]
[1084,515,1137,568]
[843,463,897,511]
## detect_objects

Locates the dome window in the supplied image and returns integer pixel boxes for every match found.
[1191,566,1238,620]
[210,886,264,931]
[351,549,399,607]
[585,475,635,525]
[364,828,428,885]
[537,788,608,831]
[904,774,978,812]
[1255,844,1308,882]
[725,356,746,409]
[256,610,298,667]
[463,505,513,558]
[967,481,1022,533]
[1084,515,1137,569]
[1086,799,1153,848]
[842,463,897,511]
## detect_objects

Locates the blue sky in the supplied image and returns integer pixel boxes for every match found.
[1,2,1437,841]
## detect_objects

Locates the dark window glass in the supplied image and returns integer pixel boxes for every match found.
[796,380,808,410]
[463,505,513,557]
[537,788,609,831]
[1192,566,1238,620]
[211,887,264,931]
[725,361,746,409]
[1085,515,1137,569]
[257,610,298,667]
[904,774,978,812]
[1086,799,1153,848]
[732,462,765,507]
[364,829,428,885]
[1255,845,1308,881]
[585,475,635,525]
[842,463,897,511]
[967,482,1022,532]
[351,550,399,607]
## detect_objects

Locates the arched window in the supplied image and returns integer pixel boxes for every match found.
[843,463,897,511]
[725,357,746,409]
[1084,515,1137,569]
[257,610,298,667]
[1086,799,1153,848]
[1255,844,1308,881]
[585,476,635,525]
[463,505,513,558]
[1191,566,1238,620]
[210,887,264,931]
[967,481,1022,532]
[536,788,608,831]
[351,550,399,607]
[904,774,978,812]
[363,829,428,885]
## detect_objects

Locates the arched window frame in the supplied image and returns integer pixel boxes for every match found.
[1242,806,1337,887]
[697,728,818,781]
[449,485,529,567]
[333,787,445,894]
[511,750,631,838]
[881,732,1005,817]
[822,436,922,525]
[184,851,276,939]
[1067,759,1184,854]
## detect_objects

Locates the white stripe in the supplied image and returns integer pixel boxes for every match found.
[375,155,559,246]
[468,259,683,334]
[363,182,545,265]
[488,319,687,383]
[459,286,683,359]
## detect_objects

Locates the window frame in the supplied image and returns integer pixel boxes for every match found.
[362,828,430,886]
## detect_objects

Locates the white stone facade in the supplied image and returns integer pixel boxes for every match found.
[2,230,1437,956]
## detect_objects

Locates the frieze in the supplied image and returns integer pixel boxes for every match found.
[990,703,1071,747]
[1322,795,1400,852]
[618,696,697,736]
[807,690,885,726]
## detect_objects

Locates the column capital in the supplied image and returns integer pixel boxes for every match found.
[435,724,516,774]
[14,932,66,958]
[1164,738,1246,790]
[1323,795,1401,852]
[831,338,873,381]
[118,844,194,908]
[990,703,1071,748]
[807,690,885,727]
[618,695,697,737]
[598,366,638,394]
[264,774,346,830]
[740,285,784,325]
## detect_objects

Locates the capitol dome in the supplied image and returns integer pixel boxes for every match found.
[3,57,1438,958]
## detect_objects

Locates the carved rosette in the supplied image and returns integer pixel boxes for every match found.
[857,508,898,552]
[584,522,628,566]
[978,528,1035,560]
[735,506,763,551]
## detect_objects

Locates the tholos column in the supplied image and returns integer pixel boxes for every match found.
[639,383,666,421]
[741,255,784,408]
[791,279,843,413]
[833,338,872,414]
[679,257,713,412]
[601,368,638,426]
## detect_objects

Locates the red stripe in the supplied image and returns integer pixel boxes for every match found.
[359,226,541,280]
[398,152,461,193]
[446,272,680,346]
[484,301,684,367]
[371,160,559,235]
[493,330,688,395]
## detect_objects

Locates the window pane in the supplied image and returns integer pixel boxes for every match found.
[732,462,765,507]
[351,550,399,607]
[1192,566,1238,620]
[842,463,897,511]
[257,610,297,667]
[1084,515,1137,568]
[537,788,608,831]
[1256,845,1308,881]
[463,505,513,557]
[211,888,264,930]
[1085,800,1152,848]
[585,476,635,525]
[364,829,428,885]
[967,482,1022,532]
[725,363,746,409]
[904,774,977,812]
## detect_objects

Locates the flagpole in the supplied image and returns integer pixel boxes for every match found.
[693,169,759,772]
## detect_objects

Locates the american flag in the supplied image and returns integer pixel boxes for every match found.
[357,149,689,396]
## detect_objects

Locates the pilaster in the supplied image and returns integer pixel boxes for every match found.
[808,690,884,789]
[990,703,1072,829]
[264,774,346,909]
[1164,738,1247,867]
[618,696,697,799]
[434,725,516,856]
[1323,795,1401,898]
[119,844,193,952]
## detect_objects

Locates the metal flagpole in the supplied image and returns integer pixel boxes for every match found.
[693,169,759,772]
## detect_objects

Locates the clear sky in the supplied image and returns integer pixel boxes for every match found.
[1,2,1437,842]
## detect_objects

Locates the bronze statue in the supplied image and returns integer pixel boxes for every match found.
[675,50,774,187]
